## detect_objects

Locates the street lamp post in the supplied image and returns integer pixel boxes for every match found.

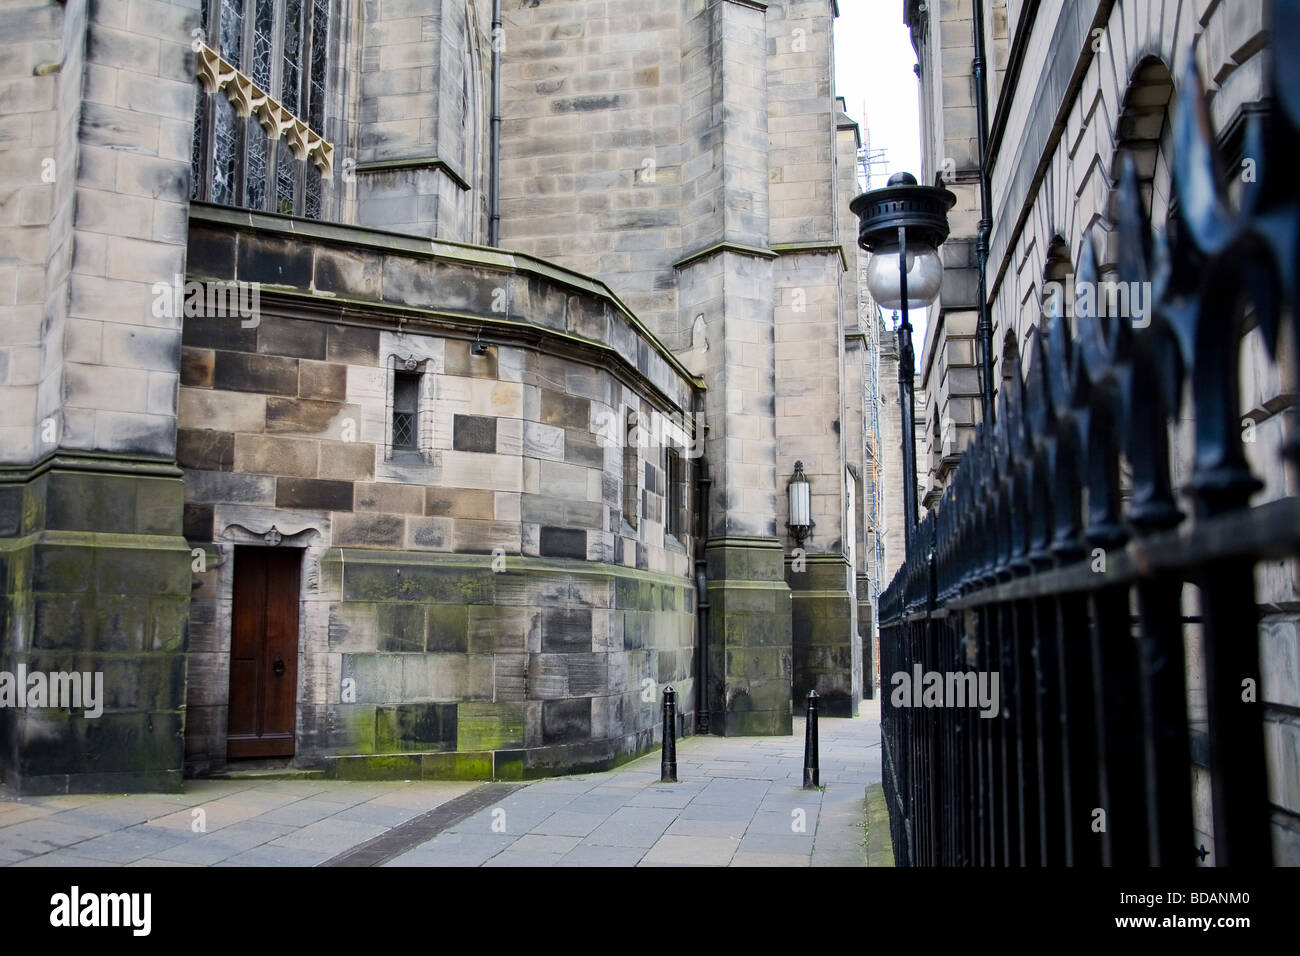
[850,172,955,559]
[972,0,996,428]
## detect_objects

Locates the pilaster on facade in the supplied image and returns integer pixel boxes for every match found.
[352,0,486,242]
[0,0,199,793]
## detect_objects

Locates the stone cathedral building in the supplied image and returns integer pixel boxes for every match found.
[0,0,882,793]
[905,0,1298,860]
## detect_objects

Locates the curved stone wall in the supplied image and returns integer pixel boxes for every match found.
[180,206,703,778]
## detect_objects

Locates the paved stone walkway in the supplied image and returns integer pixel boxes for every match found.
[0,700,882,867]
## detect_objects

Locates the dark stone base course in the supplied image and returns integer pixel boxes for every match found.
[322,727,663,782]
[703,537,795,737]
[788,556,860,719]
[0,463,192,796]
[4,768,185,797]
[720,710,791,736]
[184,551,696,780]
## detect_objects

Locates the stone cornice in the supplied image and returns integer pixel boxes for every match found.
[188,203,705,393]
[354,155,471,191]
[771,241,849,272]
[250,287,695,417]
[704,536,785,549]
[0,451,182,484]
[787,553,853,567]
[672,241,778,271]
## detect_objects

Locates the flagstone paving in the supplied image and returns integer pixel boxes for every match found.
[0,700,883,867]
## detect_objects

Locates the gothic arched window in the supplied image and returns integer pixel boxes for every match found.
[190,0,332,219]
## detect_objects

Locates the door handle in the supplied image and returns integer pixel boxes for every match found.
[272,652,285,676]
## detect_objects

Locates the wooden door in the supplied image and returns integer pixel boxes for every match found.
[227,546,300,758]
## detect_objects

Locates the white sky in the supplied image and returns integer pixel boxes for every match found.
[833,2,926,345]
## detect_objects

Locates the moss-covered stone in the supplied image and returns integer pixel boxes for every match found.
[342,558,493,604]
[724,709,791,736]
[420,750,492,780]
[456,701,525,751]
[376,603,426,652]
[492,749,527,780]
[331,754,423,780]
[1,466,191,795]
[334,705,379,755]
[426,604,469,652]
[703,538,794,737]
[375,702,457,752]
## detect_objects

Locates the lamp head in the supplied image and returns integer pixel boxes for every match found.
[850,173,956,310]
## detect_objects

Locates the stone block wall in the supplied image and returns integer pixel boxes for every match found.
[350,0,490,241]
[0,0,62,464]
[312,553,694,779]
[179,208,701,777]
[497,0,685,339]
[775,246,856,715]
[766,0,838,246]
[0,0,870,796]
[0,0,198,795]
[908,0,990,511]
[788,554,855,716]
[1,0,196,461]
[0,467,191,795]
[705,536,791,735]
[496,1,863,733]
[837,97,873,701]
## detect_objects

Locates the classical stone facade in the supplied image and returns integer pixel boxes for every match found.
[0,0,875,792]
[905,0,1298,861]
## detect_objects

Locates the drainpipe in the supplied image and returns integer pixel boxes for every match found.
[488,0,502,247]
[972,0,995,424]
[694,456,712,735]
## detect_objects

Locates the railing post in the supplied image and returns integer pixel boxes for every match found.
[802,690,820,789]
[660,685,677,783]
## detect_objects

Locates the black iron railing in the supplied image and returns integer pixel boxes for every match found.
[879,3,1300,867]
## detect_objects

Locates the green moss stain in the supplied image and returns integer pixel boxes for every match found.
[421,751,492,780]
[333,754,423,780]
[456,702,525,751]
[336,706,379,755]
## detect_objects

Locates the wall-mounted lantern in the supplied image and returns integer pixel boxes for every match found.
[787,460,814,546]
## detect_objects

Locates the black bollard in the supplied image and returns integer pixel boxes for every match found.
[802,690,819,789]
[661,685,678,783]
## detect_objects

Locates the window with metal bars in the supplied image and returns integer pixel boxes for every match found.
[190,0,331,218]
[665,448,683,539]
[623,410,639,529]
[392,371,419,452]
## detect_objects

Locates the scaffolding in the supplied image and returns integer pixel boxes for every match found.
[856,143,887,693]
